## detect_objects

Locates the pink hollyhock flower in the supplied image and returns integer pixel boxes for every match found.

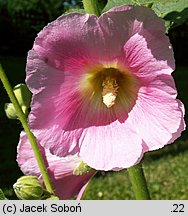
[23,5,185,171]
[17,132,95,199]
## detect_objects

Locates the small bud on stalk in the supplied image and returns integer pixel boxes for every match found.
[4,83,32,119]
[13,176,51,200]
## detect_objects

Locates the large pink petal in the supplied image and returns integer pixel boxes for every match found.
[27,6,170,93]
[26,50,64,95]
[100,6,174,76]
[32,13,122,74]
[17,132,94,199]
[79,122,143,171]
[17,132,43,176]
[29,97,130,157]
[126,79,185,151]
[108,5,165,32]
[167,99,186,144]
[27,50,86,156]
[40,173,94,200]
[26,50,67,129]
[123,32,174,82]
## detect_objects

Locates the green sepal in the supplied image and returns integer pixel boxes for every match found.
[13,83,32,108]
[73,161,92,175]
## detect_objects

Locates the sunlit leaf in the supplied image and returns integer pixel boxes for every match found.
[103,0,188,31]
[64,8,85,14]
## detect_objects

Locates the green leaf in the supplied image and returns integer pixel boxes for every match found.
[64,8,85,15]
[151,0,188,31]
[152,0,188,17]
[98,0,108,11]
[104,0,188,15]
[0,189,8,200]
[162,5,188,30]
[103,0,157,12]
[103,0,188,31]
[103,0,132,11]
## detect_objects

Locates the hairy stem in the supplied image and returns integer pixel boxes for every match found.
[127,163,151,200]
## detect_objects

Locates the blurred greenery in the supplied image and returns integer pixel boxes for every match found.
[0,0,82,55]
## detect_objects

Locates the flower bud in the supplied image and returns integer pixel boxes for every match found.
[4,104,29,119]
[4,84,32,119]
[4,103,17,119]
[13,176,48,200]
[73,161,92,176]
[13,83,32,108]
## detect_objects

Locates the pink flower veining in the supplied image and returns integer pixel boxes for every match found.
[18,5,185,178]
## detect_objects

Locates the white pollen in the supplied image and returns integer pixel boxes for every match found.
[102,77,119,108]
[102,92,116,108]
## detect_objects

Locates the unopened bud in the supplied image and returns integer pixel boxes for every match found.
[4,103,17,119]
[4,103,29,119]
[4,84,31,119]
[13,83,32,108]
[13,176,50,200]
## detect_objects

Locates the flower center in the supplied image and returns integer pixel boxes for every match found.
[81,65,138,111]
[102,77,119,108]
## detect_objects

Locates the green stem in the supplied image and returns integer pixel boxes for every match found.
[0,64,55,195]
[82,0,101,16]
[127,163,151,200]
